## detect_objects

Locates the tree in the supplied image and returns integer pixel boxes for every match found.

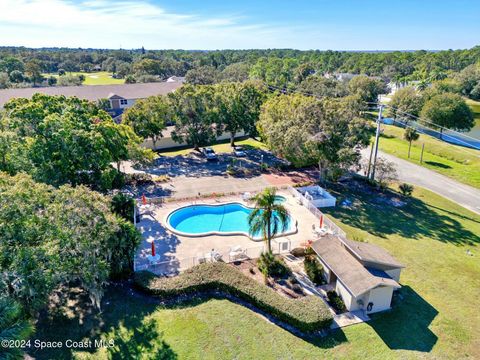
[248,187,289,252]
[399,183,414,197]
[258,94,370,180]
[169,85,217,150]
[0,173,141,312]
[47,76,57,86]
[297,75,348,98]
[221,62,251,82]
[24,60,43,86]
[455,64,480,100]
[374,157,398,189]
[420,93,474,137]
[8,70,24,83]
[389,86,424,119]
[0,298,34,360]
[111,193,135,222]
[347,75,387,103]
[3,94,149,189]
[214,81,266,146]
[249,57,298,89]
[0,72,9,89]
[123,95,171,150]
[185,66,219,85]
[403,127,419,158]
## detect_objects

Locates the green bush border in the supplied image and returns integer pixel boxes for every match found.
[134,262,332,332]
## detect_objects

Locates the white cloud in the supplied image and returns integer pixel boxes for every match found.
[0,0,310,49]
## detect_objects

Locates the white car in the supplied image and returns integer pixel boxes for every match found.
[202,147,218,161]
[232,146,246,157]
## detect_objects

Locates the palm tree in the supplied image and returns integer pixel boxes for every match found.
[403,127,420,158]
[248,187,290,252]
[0,298,34,360]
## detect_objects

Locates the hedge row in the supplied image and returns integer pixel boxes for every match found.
[134,262,333,332]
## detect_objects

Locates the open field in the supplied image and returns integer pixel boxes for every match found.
[32,185,480,359]
[43,71,125,85]
[157,137,268,157]
[377,124,480,188]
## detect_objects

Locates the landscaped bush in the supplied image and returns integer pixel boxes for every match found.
[327,290,347,313]
[124,172,153,186]
[290,247,306,257]
[134,262,333,332]
[257,251,291,278]
[399,183,414,197]
[304,256,325,285]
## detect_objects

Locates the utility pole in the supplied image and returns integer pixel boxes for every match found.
[370,104,384,181]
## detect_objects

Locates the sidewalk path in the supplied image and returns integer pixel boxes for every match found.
[362,149,480,215]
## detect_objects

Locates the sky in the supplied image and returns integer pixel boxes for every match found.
[0,0,479,50]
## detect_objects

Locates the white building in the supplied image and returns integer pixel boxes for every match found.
[312,235,404,314]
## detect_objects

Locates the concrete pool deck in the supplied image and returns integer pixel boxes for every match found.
[135,190,325,274]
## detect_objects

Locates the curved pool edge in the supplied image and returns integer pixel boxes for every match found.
[163,201,298,241]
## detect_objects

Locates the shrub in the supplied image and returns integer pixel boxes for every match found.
[111,193,135,222]
[327,290,347,313]
[124,172,153,185]
[290,247,306,257]
[108,219,142,279]
[134,263,333,332]
[399,183,414,197]
[257,252,291,278]
[304,256,324,285]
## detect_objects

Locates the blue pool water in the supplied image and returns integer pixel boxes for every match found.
[167,203,293,238]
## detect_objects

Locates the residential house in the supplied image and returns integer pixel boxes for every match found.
[311,235,404,314]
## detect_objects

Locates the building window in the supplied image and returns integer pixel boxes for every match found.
[120,99,128,105]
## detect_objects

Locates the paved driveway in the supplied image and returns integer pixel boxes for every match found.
[362,149,480,214]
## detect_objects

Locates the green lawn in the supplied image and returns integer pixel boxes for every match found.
[43,71,125,85]
[32,185,480,359]
[157,137,268,157]
[377,124,480,188]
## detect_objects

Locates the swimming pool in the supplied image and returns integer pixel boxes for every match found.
[166,202,296,240]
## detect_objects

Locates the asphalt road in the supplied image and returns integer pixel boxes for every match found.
[362,149,480,215]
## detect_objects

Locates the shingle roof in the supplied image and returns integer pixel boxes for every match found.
[341,238,405,268]
[0,81,183,107]
[311,235,400,298]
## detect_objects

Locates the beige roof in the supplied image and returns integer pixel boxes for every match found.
[312,235,400,298]
[341,238,405,268]
[0,81,183,107]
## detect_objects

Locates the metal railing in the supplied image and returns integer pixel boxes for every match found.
[286,186,347,239]
[134,239,292,276]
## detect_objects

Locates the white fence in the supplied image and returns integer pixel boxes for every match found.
[286,186,347,240]
[134,239,293,276]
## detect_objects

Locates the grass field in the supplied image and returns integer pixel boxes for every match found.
[377,124,480,188]
[43,71,125,85]
[32,185,480,360]
[157,138,268,157]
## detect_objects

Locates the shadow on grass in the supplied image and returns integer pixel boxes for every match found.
[324,182,480,246]
[31,283,349,359]
[368,286,438,352]
[424,161,452,169]
[30,283,176,360]
[108,318,177,360]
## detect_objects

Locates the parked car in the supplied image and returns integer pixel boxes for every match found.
[202,147,218,161]
[232,145,246,157]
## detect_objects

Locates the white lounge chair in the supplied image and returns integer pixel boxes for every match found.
[229,246,247,261]
[242,192,252,201]
[313,225,328,237]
